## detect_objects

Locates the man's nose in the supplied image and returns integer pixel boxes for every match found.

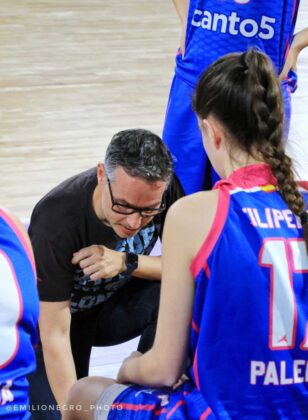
[126,212,143,229]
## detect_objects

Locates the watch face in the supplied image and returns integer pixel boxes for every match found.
[125,252,138,273]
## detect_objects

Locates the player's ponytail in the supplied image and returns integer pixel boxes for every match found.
[243,49,308,251]
[193,48,308,252]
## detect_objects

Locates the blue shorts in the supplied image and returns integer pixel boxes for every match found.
[162,71,295,195]
[162,75,217,195]
[102,380,213,420]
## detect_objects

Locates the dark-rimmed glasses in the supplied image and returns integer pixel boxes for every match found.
[107,177,166,218]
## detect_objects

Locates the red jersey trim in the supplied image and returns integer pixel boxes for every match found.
[297,180,308,191]
[190,188,230,278]
[214,163,277,191]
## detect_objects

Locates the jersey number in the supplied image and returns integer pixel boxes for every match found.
[259,239,308,350]
[0,251,22,368]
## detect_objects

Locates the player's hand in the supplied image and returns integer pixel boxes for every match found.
[172,373,189,389]
[124,351,143,360]
[280,28,308,81]
[71,245,126,281]
[117,351,142,383]
[279,48,298,81]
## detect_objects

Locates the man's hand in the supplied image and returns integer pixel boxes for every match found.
[72,245,126,281]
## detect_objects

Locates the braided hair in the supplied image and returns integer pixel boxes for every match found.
[193,48,308,251]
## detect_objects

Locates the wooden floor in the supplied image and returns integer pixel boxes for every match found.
[0,1,307,379]
[0,0,180,217]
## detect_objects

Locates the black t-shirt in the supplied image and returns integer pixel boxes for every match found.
[29,168,184,313]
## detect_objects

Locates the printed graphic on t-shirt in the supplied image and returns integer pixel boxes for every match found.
[70,223,157,312]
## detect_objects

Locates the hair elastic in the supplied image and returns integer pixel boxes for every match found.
[240,51,248,71]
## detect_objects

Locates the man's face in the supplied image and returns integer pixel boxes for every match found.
[97,164,167,238]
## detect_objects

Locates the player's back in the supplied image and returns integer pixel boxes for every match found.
[0,209,39,419]
[190,164,308,418]
[177,0,300,86]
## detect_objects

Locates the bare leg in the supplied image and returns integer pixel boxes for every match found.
[63,376,116,420]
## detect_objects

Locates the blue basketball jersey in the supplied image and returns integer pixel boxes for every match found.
[190,164,308,418]
[108,164,308,419]
[0,209,39,419]
[163,0,299,194]
[176,0,300,86]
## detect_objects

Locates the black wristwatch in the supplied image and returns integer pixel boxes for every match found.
[123,252,138,276]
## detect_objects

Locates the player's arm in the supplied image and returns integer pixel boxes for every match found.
[172,0,189,55]
[39,300,76,412]
[117,190,219,386]
[173,0,189,26]
[280,27,308,80]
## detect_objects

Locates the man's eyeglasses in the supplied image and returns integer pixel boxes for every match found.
[106,177,166,218]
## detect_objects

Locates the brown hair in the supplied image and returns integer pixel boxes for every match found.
[193,48,308,251]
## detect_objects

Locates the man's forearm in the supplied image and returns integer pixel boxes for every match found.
[42,336,77,411]
[131,255,162,281]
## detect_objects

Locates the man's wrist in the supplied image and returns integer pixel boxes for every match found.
[122,252,138,275]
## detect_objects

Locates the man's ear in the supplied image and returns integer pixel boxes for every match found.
[97,163,105,185]
[203,117,223,150]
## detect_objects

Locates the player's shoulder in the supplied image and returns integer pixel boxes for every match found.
[164,189,220,247]
[0,207,33,257]
[0,207,27,236]
[168,189,219,219]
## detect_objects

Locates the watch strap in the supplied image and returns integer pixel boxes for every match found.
[123,252,138,276]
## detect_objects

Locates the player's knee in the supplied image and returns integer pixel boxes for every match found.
[67,379,83,405]
[64,377,93,420]
[65,376,115,420]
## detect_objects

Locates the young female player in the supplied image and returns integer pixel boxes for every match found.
[0,209,39,419]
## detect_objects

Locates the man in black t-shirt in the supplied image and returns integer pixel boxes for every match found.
[28,129,184,419]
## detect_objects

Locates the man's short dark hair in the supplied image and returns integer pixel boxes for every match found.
[104,129,173,183]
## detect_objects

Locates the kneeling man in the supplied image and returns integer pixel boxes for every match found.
[28,129,184,418]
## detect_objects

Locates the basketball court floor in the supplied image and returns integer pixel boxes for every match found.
[0,0,307,380]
